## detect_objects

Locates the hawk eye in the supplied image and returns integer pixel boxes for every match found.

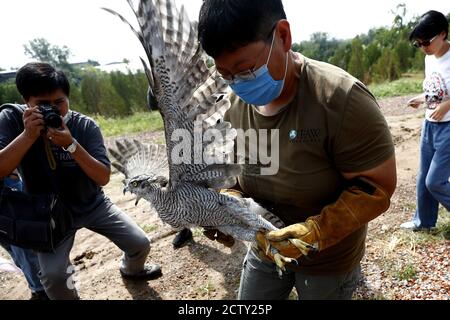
[132,181,139,188]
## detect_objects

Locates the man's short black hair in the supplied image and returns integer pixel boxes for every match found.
[15,62,70,100]
[410,10,449,41]
[198,0,287,58]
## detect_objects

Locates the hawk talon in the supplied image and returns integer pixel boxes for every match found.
[289,238,319,256]
[289,259,299,266]
[265,243,272,257]
[273,249,296,278]
[276,267,284,279]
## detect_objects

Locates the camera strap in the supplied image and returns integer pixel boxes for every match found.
[44,138,57,171]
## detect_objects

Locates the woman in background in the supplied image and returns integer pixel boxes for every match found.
[401,11,450,231]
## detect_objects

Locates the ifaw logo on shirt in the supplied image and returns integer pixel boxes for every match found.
[289,129,322,144]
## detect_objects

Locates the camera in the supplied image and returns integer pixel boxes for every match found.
[39,105,62,128]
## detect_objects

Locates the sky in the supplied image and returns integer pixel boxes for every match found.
[0,0,449,70]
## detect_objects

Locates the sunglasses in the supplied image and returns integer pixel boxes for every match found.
[412,35,438,48]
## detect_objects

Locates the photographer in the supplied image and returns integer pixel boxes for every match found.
[0,63,162,300]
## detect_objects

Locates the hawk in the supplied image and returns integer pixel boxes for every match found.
[104,0,315,274]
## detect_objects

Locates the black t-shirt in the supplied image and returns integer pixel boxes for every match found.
[0,104,111,215]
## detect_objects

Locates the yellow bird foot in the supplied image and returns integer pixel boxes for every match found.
[288,239,319,257]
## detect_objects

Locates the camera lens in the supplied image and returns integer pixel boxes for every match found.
[39,105,62,128]
[45,114,63,128]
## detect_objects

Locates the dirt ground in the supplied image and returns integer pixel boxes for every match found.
[0,95,448,300]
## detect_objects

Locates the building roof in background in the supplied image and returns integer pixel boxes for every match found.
[0,70,17,82]
[95,61,143,73]
[0,61,144,83]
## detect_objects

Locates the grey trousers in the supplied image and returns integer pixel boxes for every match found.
[238,248,361,300]
[37,198,150,300]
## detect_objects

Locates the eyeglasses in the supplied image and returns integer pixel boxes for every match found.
[412,35,438,48]
[214,24,278,85]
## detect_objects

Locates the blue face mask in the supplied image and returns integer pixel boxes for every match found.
[229,32,289,106]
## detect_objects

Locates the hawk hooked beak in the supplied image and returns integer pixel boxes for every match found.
[135,196,142,206]
[123,179,142,205]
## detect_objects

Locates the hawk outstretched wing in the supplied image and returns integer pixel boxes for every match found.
[108,139,169,180]
[103,0,240,190]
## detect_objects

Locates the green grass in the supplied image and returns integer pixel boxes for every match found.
[93,111,164,137]
[395,263,418,281]
[369,75,423,98]
[197,281,216,299]
[141,224,159,234]
[154,136,166,145]
[403,202,417,212]
[395,206,450,247]
[436,207,450,240]
[89,75,423,137]
[192,227,205,239]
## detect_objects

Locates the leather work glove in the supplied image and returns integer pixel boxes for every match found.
[255,222,318,263]
[202,189,244,248]
[258,178,391,262]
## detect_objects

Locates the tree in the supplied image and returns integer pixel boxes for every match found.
[0,82,22,105]
[87,59,100,67]
[295,40,319,59]
[110,71,147,114]
[80,71,102,115]
[80,70,127,117]
[348,37,365,81]
[68,80,87,114]
[329,41,352,70]
[410,50,425,72]
[395,40,413,72]
[391,3,407,30]
[294,32,340,63]
[291,43,301,53]
[372,49,401,82]
[131,71,149,111]
[364,43,381,69]
[24,38,72,71]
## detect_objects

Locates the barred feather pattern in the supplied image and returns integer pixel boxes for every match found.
[135,181,279,241]
[108,139,169,179]
[105,0,280,243]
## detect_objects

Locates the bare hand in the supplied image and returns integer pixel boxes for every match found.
[407,97,423,109]
[46,118,73,148]
[23,106,45,141]
[430,103,450,121]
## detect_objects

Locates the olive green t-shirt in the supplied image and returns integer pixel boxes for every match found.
[224,53,394,275]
